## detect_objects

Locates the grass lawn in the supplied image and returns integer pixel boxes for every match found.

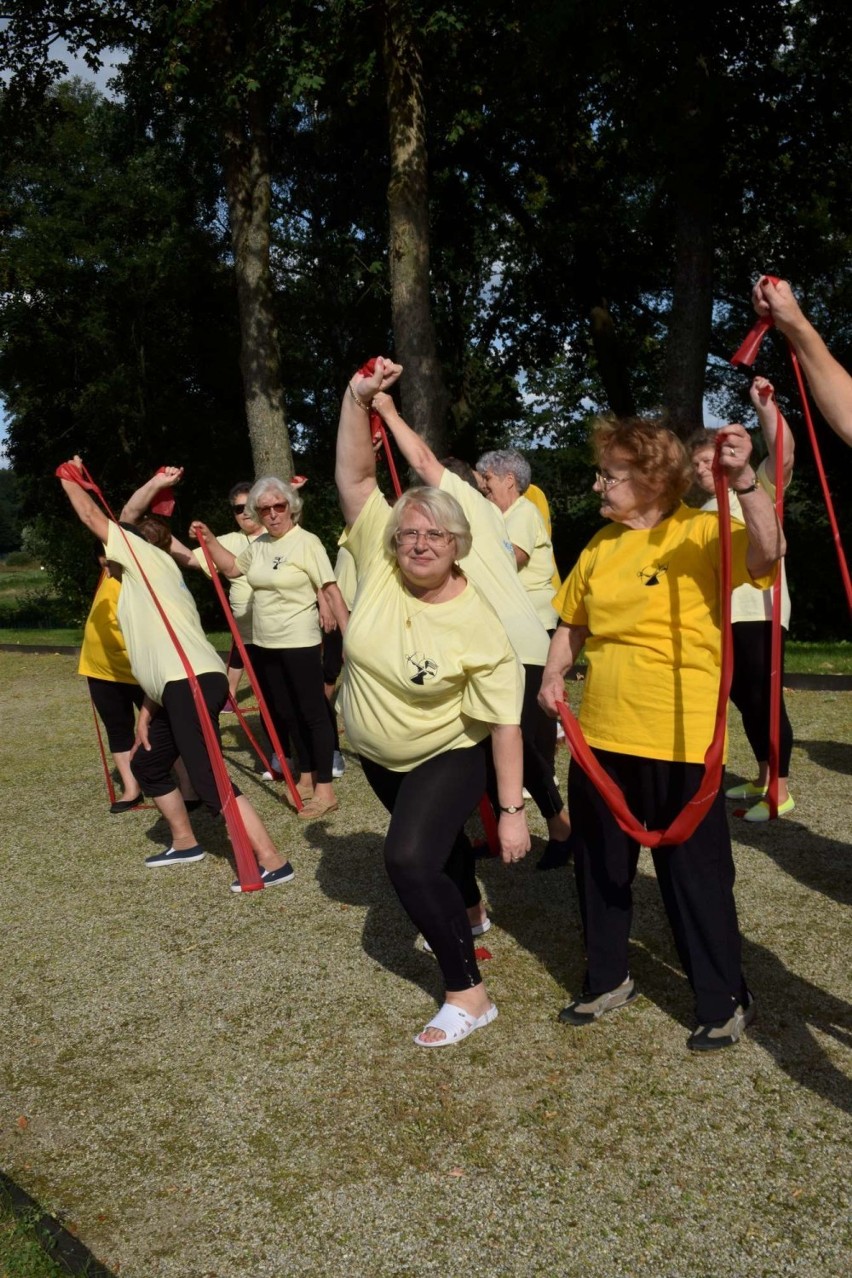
[1,652,849,1278]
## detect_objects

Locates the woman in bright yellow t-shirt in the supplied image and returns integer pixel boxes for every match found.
[192,478,349,821]
[538,416,785,1052]
[78,559,145,813]
[337,358,528,1051]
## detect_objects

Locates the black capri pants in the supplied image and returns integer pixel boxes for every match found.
[251,644,334,783]
[361,742,491,992]
[87,677,145,753]
[131,672,237,814]
[730,621,793,776]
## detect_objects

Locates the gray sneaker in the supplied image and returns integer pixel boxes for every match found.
[332,750,346,778]
[558,977,637,1025]
[687,993,756,1052]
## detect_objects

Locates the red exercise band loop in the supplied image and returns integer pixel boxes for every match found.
[554,436,735,847]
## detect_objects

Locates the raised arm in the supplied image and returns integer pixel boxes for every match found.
[717,423,787,578]
[119,466,184,522]
[749,377,795,488]
[753,276,852,447]
[371,391,444,486]
[335,358,402,526]
[189,521,241,579]
[58,456,109,543]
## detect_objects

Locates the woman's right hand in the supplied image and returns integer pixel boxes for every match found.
[189,520,210,543]
[351,357,403,404]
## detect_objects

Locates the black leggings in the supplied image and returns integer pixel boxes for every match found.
[87,677,144,753]
[730,621,793,776]
[360,743,490,992]
[251,644,334,782]
[521,662,563,819]
[131,672,237,814]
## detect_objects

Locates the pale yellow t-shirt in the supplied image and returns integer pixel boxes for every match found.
[334,542,359,611]
[235,526,336,649]
[702,459,791,627]
[504,495,559,631]
[340,487,524,771]
[193,529,259,642]
[554,505,776,764]
[438,469,550,667]
[78,573,136,684]
[105,523,226,704]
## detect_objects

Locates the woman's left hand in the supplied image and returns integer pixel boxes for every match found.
[716,423,754,485]
[498,811,531,865]
[351,357,403,404]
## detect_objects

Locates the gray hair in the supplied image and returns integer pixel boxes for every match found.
[476,448,531,494]
[246,476,304,524]
[384,486,473,561]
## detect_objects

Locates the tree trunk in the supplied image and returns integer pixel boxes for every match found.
[664,181,715,438]
[381,0,449,455]
[222,96,294,479]
[588,301,636,417]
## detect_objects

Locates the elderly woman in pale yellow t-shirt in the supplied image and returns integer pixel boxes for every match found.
[336,358,529,1049]
[191,479,349,820]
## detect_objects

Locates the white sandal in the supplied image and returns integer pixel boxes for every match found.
[414,1001,498,1048]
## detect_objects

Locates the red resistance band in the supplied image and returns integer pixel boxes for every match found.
[194,535,303,811]
[555,437,735,848]
[732,285,852,620]
[355,360,500,855]
[57,461,264,891]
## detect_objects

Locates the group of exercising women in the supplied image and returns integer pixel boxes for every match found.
[61,280,803,1051]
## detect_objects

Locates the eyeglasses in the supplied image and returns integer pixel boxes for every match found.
[394,528,455,548]
[231,503,248,515]
[256,502,289,517]
[594,470,629,490]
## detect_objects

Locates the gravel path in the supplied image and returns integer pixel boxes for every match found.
[1,653,849,1277]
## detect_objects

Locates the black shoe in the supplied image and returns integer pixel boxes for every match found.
[558,977,637,1025]
[687,993,756,1052]
[536,837,572,871]
[230,861,295,893]
[109,796,143,814]
[145,845,206,867]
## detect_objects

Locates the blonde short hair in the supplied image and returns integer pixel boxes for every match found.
[384,486,473,560]
[592,416,693,509]
[247,476,304,524]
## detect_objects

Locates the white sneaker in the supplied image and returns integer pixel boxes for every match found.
[332,750,346,778]
[262,753,281,781]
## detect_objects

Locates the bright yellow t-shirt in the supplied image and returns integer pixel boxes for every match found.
[105,523,226,704]
[193,529,259,642]
[77,574,136,684]
[340,487,524,771]
[554,505,776,763]
[504,495,559,631]
[438,469,550,667]
[235,526,335,649]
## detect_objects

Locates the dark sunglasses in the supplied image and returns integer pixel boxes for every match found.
[231,503,248,514]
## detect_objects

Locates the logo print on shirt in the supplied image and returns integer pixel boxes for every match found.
[407,653,438,685]
[638,562,669,587]
[271,555,285,571]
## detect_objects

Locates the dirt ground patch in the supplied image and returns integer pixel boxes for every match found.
[1,653,849,1277]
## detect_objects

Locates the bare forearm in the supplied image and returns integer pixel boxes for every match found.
[321,582,350,634]
[335,388,379,525]
[538,623,588,716]
[377,400,442,485]
[784,321,852,446]
[490,723,524,805]
[60,478,109,543]
[735,477,787,577]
